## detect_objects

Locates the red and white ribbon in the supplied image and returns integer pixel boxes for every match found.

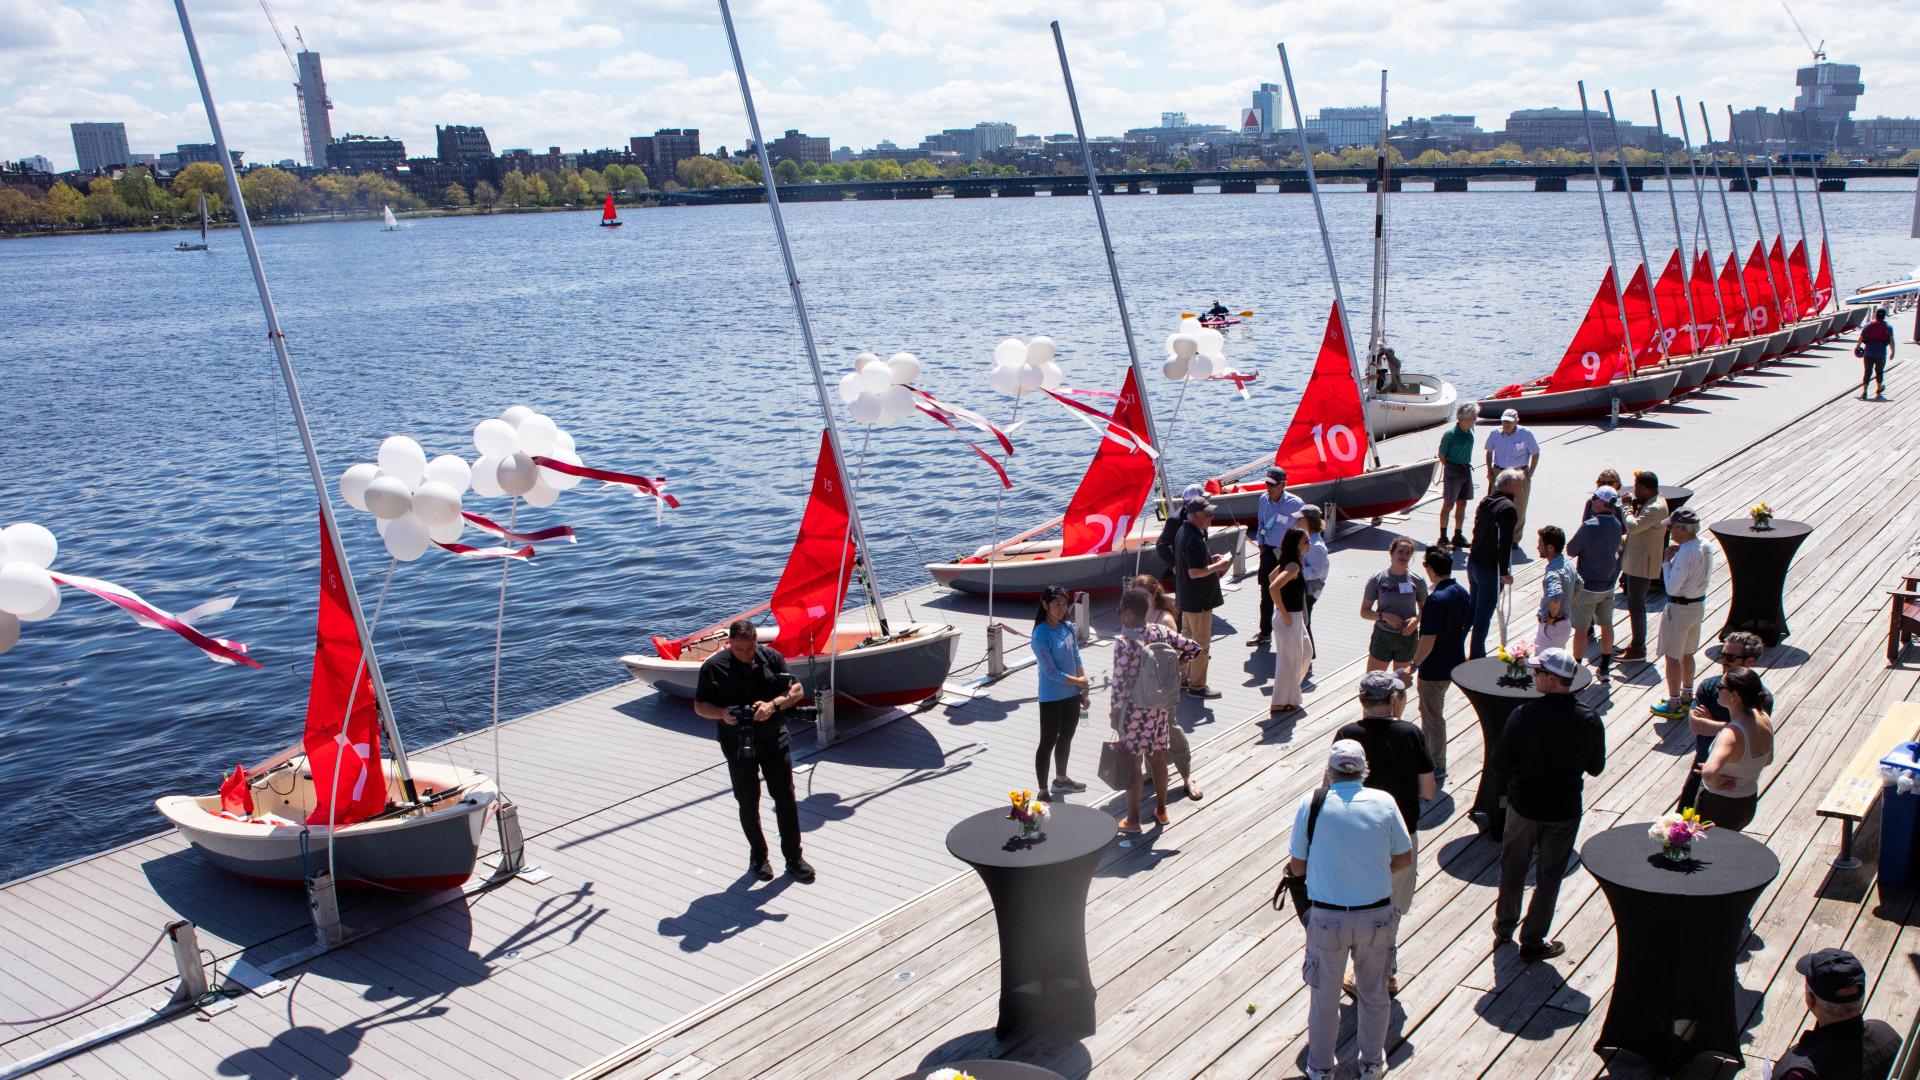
[47,572,259,668]
[433,541,536,560]
[1041,388,1159,459]
[907,387,1014,489]
[1209,369,1260,399]
[531,457,680,509]
[461,511,576,545]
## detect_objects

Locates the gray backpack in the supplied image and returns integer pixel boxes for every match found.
[1125,629,1183,712]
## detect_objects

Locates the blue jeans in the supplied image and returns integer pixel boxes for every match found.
[1468,560,1501,659]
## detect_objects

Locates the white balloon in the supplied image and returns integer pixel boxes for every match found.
[474,417,519,457]
[542,449,585,490]
[887,352,921,386]
[0,563,58,617]
[363,475,414,520]
[0,535,7,565]
[470,453,506,498]
[1041,361,1064,390]
[1170,334,1199,360]
[423,454,472,493]
[853,351,881,371]
[0,611,17,655]
[523,478,560,508]
[497,452,540,496]
[859,363,893,394]
[553,428,576,455]
[339,463,380,511]
[411,480,463,527]
[993,338,1026,367]
[990,363,1021,396]
[426,513,465,545]
[849,391,884,425]
[1164,356,1192,381]
[376,436,427,488]
[1189,353,1216,380]
[382,514,431,562]
[516,413,562,457]
[19,586,59,623]
[500,404,535,427]
[880,385,915,421]
[1,523,57,569]
[838,371,862,403]
[1179,317,1203,335]
[1025,336,1055,365]
[1016,362,1045,392]
[1197,328,1226,355]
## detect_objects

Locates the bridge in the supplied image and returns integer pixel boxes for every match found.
[659,162,1918,206]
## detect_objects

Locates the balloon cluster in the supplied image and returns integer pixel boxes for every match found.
[836,352,922,426]
[1164,318,1228,381]
[988,336,1064,396]
[0,522,60,650]
[340,437,475,562]
[470,405,585,508]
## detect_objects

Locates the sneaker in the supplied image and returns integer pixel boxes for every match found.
[1186,686,1223,699]
[1518,940,1566,963]
[786,858,816,884]
[1359,1064,1390,1079]
[1452,530,1469,548]
[1649,697,1688,719]
[749,857,774,882]
[1051,776,1086,793]
[1613,647,1647,661]
[1247,634,1270,648]
[1436,534,1451,551]
[1306,1069,1336,1080]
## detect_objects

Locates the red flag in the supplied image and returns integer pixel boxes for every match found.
[1811,241,1835,314]
[768,431,857,657]
[1787,240,1816,318]
[1768,237,1797,321]
[1621,265,1657,370]
[1061,367,1157,556]
[219,763,253,819]
[1652,251,1693,357]
[1719,254,1754,336]
[1272,303,1369,484]
[1692,251,1728,347]
[303,518,387,827]
[1545,269,1627,392]
[1744,243,1780,333]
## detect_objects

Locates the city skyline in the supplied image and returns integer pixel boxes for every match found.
[6,0,1920,171]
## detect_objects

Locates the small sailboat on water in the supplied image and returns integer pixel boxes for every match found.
[174,193,209,251]
[381,204,399,231]
[600,193,622,227]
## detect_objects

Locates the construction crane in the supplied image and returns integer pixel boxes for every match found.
[256,0,319,166]
[1781,2,1826,62]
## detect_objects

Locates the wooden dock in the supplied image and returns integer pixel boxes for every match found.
[2,336,1913,1078]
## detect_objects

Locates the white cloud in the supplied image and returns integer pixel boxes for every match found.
[591,49,689,80]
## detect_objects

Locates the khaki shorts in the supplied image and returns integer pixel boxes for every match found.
[1570,587,1615,629]
[1659,601,1705,659]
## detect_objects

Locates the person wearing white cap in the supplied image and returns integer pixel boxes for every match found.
[1482,409,1540,545]
[1651,507,1713,719]
[1567,486,1626,684]
[1288,738,1411,1080]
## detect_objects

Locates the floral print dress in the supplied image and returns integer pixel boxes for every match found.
[1109,624,1201,754]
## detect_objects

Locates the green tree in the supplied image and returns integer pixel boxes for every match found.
[240,167,302,216]
[903,158,942,179]
[1413,149,1449,166]
[473,179,499,209]
[799,160,822,180]
[735,158,763,184]
[84,177,136,226]
[581,167,609,197]
[526,173,552,203]
[773,159,804,184]
[561,170,590,204]
[500,170,532,205]
[441,182,471,207]
[1895,149,1920,166]
[169,162,228,209]
[116,167,162,214]
[870,159,904,181]
[43,181,85,225]
[1172,155,1195,170]
[676,156,736,189]
[0,186,38,229]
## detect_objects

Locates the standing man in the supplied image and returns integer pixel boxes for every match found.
[693,620,815,884]
[1290,740,1412,1080]
[1437,403,1479,551]
[1248,466,1304,649]
[1300,504,1331,666]
[1651,508,1713,719]
[1412,546,1472,780]
[1857,307,1895,400]
[1360,536,1428,680]
[1617,471,1669,663]
[1156,483,1205,573]
[1678,631,1769,808]
[1490,648,1605,962]
[1466,469,1522,659]
[1568,486,1626,684]
[1483,409,1541,545]
[1533,526,1579,652]
[1773,948,1900,1080]
[1338,672,1437,934]
[1174,494,1231,700]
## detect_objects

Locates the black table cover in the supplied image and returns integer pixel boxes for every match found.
[947,803,1112,1039]
[1658,485,1694,511]
[1451,657,1594,840]
[1709,518,1813,646]
[1583,824,1780,1072]
[894,1060,1067,1080]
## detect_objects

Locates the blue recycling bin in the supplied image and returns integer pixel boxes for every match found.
[1878,742,1920,888]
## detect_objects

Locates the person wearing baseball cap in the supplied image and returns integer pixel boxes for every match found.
[1651,506,1713,720]
[1173,494,1230,699]
[1248,466,1304,649]
[1288,738,1412,1079]
[1338,671,1437,934]
[1489,647,1605,963]
[1153,482,1207,571]
[1568,485,1626,684]
[1483,408,1540,543]
[1773,947,1899,1078]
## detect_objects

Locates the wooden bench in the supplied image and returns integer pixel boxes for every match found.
[1890,572,1920,665]
[1816,701,1920,869]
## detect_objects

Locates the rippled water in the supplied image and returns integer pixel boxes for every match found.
[1,179,1913,881]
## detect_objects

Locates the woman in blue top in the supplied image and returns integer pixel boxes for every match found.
[1031,585,1091,801]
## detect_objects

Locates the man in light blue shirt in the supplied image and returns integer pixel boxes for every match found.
[1248,465,1305,647]
[1289,740,1412,1079]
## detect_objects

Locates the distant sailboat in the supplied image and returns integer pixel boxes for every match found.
[381,204,399,231]
[175,193,209,251]
[599,193,622,228]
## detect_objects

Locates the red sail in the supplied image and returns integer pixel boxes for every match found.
[1720,253,1754,336]
[1744,243,1780,333]
[1768,236,1797,320]
[768,431,857,657]
[1652,250,1694,357]
[1273,303,1369,484]
[1061,367,1157,556]
[1787,240,1816,318]
[1621,265,1657,371]
[303,517,387,827]
[1545,268,1627,392]
[1811,241,1835,314]
[220,763,253,819]
[602,193,618,221]
[1692,250,1727,347]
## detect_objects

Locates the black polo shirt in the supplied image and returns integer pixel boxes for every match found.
[1776,1015,1900,1080]
[1174,521,1222,612]
[1336,713,1435,833]
[696,645,799,747]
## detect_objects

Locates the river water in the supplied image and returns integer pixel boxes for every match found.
[0,178,1913,882]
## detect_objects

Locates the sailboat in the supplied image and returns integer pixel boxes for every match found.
[600,193,622,227]
[1360,71,1457,438]
[174,193,209,251]
[623,4,956,713]
[381,204,399,231]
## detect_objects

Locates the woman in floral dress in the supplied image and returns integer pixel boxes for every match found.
[1111,587,1200,833]
[1130,573,1203,801]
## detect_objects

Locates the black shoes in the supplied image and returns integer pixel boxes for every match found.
[1452,530,1468,548]
[787,858,816,884]
[749,857,774,882]
[1518,940,1566,963]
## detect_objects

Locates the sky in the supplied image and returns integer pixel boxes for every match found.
[4,0,1918,171]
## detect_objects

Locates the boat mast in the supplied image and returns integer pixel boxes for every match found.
[1755,121,1804,315]
[1576,82,1639,376]
[1649,92,1704,355]
[169,0,419,803]
[1367,70,1390,371]
[1701,105,1760,334]
[1675,100,1730,340]
[1728,106,1789,321]
[1798,112,1837,311]
[1783,137,1815,305]
[1278,43,1381,470]
[1050,22,1175,505]
[718,0,889,634]
[1603,90,1671,367]
[199,193,208,243]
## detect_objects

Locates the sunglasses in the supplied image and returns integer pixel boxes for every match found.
[1720,652,1756,663]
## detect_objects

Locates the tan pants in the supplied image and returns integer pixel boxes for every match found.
[1511,474,1532,538]
[1180,609,1214,690]
[1392,832,1420,914]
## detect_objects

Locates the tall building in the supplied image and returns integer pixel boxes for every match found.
[435,124,493,163]
[328,134,405,171]
[919,122,1017,161]
[297,49,334,168]
[1794,60,1864,148]
[21,155,54,174]
[1305,106,1383,149]
[70,122,130,173]
[767,129,830,166]
[1250,84,1280,137]
[1501,107,1666,152]
[173,143,243,167]
[1160,111,1191,129]
[629,128,700,184]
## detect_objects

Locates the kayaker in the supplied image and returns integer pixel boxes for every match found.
[1205,300,1230,321]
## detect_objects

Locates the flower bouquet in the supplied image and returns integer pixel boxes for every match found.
[1007,789,1049,840]
[927,1070,979,1080]
[1648,806,1713,862]
[1749,501,1773,530]
[1494,642,1534,688]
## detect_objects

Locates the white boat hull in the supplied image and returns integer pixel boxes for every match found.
[925,526,1240,597]
[1363,372,1458,438]
[622,620,961,709]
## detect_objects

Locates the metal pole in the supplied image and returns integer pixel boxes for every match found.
[1278,43,1380,469]
[1577,82,1639,375]
[1784,135,1815,310]
[1605,90,1670,365]
[1676,100,1731,341]
[1799,112,1837,312]
[1702,106,1759,335]
[1729,106,1788,326]
[170,0,418,802]
[1367,70,1390,365]
[1758,133,1803,315]
[1650,92,1705,355]
[1050,21,1175,504]
[718,0,889,634]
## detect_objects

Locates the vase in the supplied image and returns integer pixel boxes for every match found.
[1751,516,1773,531]
[1015,819,1040,840]
[1661,844,1692,862]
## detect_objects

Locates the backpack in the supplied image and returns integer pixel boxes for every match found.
[1125,628,1183,712]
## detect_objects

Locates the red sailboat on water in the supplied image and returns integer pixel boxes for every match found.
[599,193,622,227]
[1481,266,1681,421]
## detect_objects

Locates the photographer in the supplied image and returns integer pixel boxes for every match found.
[694,620,814,884]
